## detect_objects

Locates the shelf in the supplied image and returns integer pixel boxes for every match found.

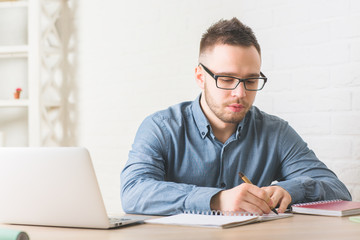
[0,99,29,107]
[0,45,28,58]
[0,1,28,8]
[0,0,67,146]
[0,99,61,108]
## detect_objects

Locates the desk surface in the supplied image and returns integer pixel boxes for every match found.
[1,214,360,240]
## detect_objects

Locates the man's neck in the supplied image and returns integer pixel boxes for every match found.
[199,96,238,144]
[211,122,237,144]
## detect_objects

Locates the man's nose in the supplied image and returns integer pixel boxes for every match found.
[231,82,247,97]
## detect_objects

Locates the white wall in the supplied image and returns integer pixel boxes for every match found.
[75,0,360,214]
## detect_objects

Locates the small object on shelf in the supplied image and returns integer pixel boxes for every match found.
[14,87,22,99]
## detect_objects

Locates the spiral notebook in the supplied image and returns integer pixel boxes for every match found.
[291,200,360,217]
[145,211,293,229]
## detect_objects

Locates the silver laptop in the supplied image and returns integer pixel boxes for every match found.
[0,147,146,229]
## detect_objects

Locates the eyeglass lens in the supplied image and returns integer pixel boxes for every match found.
[216,76,265,90]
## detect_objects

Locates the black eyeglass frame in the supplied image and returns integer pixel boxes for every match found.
[199,63,267,91]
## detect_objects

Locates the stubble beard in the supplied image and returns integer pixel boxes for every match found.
[204,87,251,124]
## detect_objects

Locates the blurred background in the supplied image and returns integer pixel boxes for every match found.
[1,0,359,214]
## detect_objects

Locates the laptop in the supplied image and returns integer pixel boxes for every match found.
[0,147,147,229]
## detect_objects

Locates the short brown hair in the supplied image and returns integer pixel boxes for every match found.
[199,17,261,57]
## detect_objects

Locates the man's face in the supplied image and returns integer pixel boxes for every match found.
[196,44,261,124]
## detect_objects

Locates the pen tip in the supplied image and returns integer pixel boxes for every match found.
[238,172,244,178]
[272,208,279,215]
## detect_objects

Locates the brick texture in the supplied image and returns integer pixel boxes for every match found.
[250,0,360,201]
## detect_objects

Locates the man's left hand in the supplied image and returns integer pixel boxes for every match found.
[261,186,292,213]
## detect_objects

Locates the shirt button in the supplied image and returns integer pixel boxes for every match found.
[220,183,226,188]
[202,132,205,136]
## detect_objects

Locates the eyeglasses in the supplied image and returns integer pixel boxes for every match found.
[199,63,267,91]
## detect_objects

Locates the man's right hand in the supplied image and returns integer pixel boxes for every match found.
[210,183,274,214]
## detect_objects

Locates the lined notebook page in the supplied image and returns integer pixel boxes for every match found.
[145,213,289,228]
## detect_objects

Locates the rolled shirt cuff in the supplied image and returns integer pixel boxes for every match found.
[184,187,223,212]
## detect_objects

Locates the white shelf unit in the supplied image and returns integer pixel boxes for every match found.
[0,0,72,147]
[0,45,28,58]
[0,99,29,107]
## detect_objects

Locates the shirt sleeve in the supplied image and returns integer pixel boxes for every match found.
[273,122,352,204]
[120,114,222,215]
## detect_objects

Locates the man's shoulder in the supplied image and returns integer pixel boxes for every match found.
[147,100,194,124]
[250,106,288,126]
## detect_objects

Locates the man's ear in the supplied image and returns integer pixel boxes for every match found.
[195,65,205,90]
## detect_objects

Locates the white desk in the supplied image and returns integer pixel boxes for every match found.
[1,214,360,240]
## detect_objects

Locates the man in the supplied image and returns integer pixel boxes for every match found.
[121,18,351,215]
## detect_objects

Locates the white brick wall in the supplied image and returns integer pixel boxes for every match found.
[76,0,360,213]
[250,0,360,202]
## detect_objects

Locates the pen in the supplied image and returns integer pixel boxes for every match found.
[238,172,279,215]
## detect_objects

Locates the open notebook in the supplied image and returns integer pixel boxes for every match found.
[145,212,293,229]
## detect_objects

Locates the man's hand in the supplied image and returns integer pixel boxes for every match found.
[261,185,292,213]
[210,183,275,214]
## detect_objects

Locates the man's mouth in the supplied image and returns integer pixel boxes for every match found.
[227,103,245,112]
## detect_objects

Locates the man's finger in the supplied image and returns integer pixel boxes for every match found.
[242,184,273,213]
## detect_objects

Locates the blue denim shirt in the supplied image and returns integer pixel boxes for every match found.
[121,95,351,215]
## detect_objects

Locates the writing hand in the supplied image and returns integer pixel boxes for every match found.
[210,183,274,214]
[261,186,292,213]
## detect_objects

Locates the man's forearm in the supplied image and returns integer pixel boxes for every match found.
[121,172,222,215]
[275,176,351,204]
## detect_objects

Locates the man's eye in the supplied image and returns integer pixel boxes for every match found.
[246,80,257,84]
[218,77,236,82]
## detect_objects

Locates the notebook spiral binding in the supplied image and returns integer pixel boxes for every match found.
[292,199,342,207]
[183,210,259,216]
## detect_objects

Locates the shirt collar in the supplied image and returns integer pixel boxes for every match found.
[191,94,210,139]
[235,105,253,139]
